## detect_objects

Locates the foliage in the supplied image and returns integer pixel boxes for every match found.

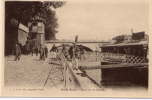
[5,1,65,40]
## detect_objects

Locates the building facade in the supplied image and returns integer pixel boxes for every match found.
[28,15,45,48]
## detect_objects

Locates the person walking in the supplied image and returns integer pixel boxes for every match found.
[62,44,69,60]
[44,46,48,58]
[14,43,21,61]
[31,46,35,56]
[68,46,74,60]
[35,47,39,56]
[39,45,45,60]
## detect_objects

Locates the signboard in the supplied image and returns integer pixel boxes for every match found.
[18,23,29,46]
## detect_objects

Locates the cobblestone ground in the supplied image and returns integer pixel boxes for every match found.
[5,54,64,89]
[4,53,146,92]
[4,53,101,89]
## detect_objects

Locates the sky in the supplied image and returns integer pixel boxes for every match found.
[55,0,148,41]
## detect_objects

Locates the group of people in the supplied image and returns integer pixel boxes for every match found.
[61,44,83,70]
[13,42,86,62]
[13,42,48,61]
[62,45,86,61]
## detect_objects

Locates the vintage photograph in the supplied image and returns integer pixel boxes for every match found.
[4,0,149,97]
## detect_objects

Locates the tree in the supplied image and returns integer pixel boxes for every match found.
[5,1,65,40]
[5,1,65,55]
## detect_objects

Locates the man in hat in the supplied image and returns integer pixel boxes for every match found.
[14,43,21,61]
[44,45,48,58]
[39,44,46,60]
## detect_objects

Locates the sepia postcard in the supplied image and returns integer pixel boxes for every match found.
[1,0,152,97]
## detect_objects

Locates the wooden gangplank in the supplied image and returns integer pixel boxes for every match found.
[79,63,148,70]
[55,53,101,89]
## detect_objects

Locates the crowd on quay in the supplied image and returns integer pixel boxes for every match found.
[13,42,48,61]
[13,41,89,71]
[13,41,99,72]
[50,44,86,61]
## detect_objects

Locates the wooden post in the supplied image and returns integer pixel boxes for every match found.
[63,62,67,87]
[73,43,76,60]
[60,53,67,88]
